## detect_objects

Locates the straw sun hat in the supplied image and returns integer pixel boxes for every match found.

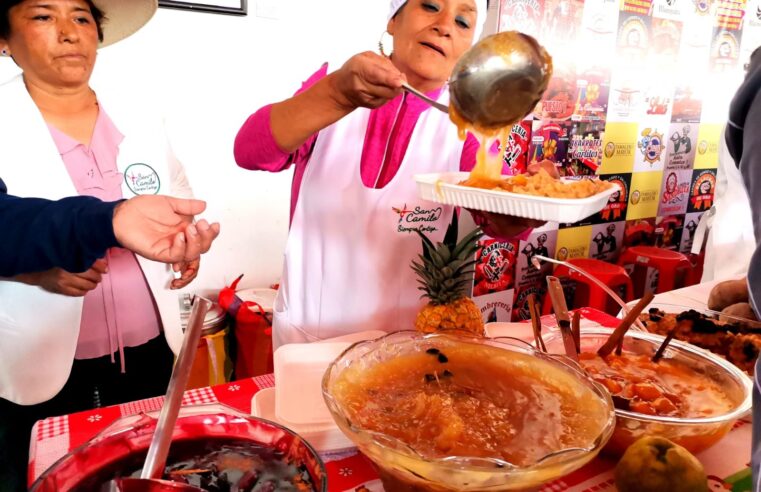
[92,0,158,47]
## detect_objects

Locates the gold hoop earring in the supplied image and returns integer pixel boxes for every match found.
[378,30,393,57]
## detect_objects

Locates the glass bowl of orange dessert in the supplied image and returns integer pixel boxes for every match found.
[543,328,752,456]
[322,331,615,492]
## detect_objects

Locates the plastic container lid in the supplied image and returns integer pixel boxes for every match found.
[180,301,227,337]
[270,331,388,426]
[237,288,277,314]
[251,388,355,453]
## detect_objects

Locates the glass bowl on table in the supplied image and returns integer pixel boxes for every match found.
[543,328,753,456]
[30,403,327,492]
[322,331,616,492]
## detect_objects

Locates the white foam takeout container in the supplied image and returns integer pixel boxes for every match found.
[415,172,618,223]
[251,330,387,453]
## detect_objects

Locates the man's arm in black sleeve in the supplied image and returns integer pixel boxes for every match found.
[0,178,122,276]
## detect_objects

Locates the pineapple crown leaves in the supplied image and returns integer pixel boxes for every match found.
[412,213,483,304]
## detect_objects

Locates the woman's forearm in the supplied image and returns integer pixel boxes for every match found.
[269,72,355,152]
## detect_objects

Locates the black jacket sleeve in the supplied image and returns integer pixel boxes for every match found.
[0,177,122,276]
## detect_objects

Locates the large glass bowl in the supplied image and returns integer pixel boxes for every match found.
[543,328,753,456]
[30,403,327,492]
[322,331,616,492]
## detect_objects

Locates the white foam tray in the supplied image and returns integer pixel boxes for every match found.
[415,172,618,223]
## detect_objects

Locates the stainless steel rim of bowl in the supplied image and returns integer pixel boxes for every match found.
[321,330,617,472]
[543,328,754,425]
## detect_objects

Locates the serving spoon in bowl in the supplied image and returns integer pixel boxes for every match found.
[103,297,212,492]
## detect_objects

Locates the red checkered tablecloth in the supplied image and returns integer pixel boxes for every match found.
[28,309,754,491]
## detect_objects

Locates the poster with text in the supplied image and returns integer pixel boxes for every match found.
[516,228,559,287]
[499,0,545,38]
[627,171,664,220]
[589,221,626,262]
[687,169,717,213]
[512,282,547,321]
[594,173,632,223]
[473,239,519,298]
[654,215,685,250]
[665,122,699,171]
[474,290,516,323]
[634,120,669,173]
[658,168,693,216]
[680,211,706,253]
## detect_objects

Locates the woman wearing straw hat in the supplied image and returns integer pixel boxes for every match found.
[0,1,205,487]
[235,0,554,348]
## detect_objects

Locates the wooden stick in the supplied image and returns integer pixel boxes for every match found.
[597,292,655,357]
[572,311,581,354]
[652,329,677,362]
[528,294,545,352]
[533,302,548,352]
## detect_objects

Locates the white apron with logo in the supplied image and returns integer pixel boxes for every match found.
[0,75,190,405]
[273,93,463,347]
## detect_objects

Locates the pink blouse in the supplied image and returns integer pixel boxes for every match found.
[49,106,161,372]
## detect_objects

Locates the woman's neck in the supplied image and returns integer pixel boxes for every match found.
[23,75,96,115]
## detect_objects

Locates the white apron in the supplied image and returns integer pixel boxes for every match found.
[697,128,755,282]
[0,75,190,405]
[272,92,463,348]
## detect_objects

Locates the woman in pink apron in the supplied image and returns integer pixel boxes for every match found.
[235,0,545,347]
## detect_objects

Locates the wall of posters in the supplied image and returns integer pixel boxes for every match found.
[470,0,752,321]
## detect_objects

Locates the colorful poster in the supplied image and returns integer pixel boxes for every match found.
[555,225,593,261]
[694,123,723,168]
[680,211,705,252]
[516,228,558,286]
[534,64,577,120]
[473,239,519,298]
[688,168,718,212]
[542,0,585,47]
[651,0,688,20]
[474,290,515,323]
[580,0,620,60]
[623,218,657,248]
[499,120,533,175]
[530,120,573,165]
[617,13,652,65]
[714,0,747,30]
[650,18,684,72]
[654,215,685,250]
[634,120,669,172]
[627,171,664,219]
[671,82,704,123]
[665,122,699,170]
[512,283,547,321]
[608,72,645,121]
[658,168,693,216]
[589,221,626,262]
[710,28,743,72]
[566,121,605,175]
[572,67,611,121]
[600,123,637,174]
[499,0,545,38]
[594,173,632,222]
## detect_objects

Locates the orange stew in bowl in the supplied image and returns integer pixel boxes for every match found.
[579,352,734,418]
[332,343,611,466]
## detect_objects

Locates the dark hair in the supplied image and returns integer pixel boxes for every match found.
[0,0,105,41]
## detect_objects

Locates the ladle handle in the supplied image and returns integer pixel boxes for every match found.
[141,297,212,479]
[402,82,450,114]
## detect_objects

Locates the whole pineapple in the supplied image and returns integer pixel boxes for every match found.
[412,215,485,336]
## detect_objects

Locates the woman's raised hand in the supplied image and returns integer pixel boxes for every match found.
[329,52,405,110]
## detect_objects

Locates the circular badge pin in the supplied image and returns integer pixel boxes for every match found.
[124,163,161,195]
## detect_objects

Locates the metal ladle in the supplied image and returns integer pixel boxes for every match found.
[103,297,213,492]
[383,31,552,130]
